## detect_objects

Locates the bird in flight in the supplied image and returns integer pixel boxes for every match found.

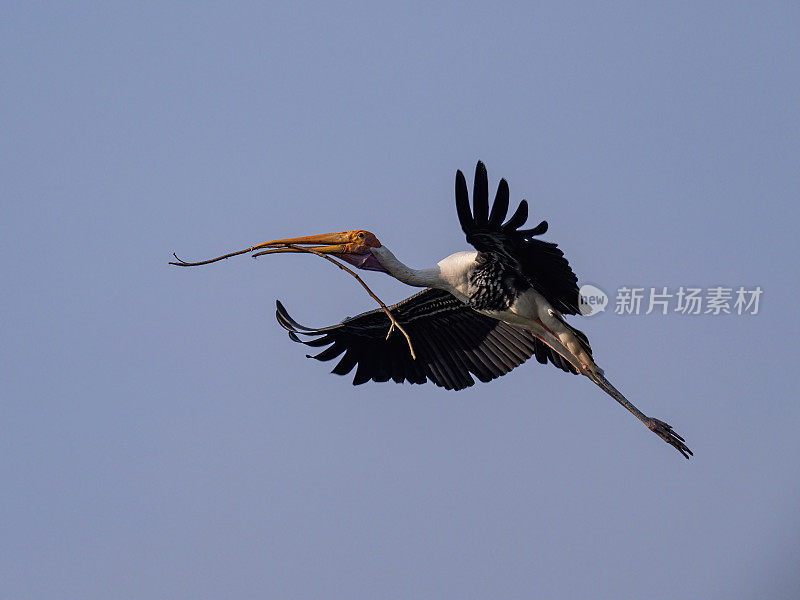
[172,161,691,458]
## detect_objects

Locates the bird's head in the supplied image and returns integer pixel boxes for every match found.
[248,229,388,272]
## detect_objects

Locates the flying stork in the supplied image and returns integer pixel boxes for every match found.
[173,161,691,458]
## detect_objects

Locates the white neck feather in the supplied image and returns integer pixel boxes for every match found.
[369,246,448,289]
[370,247,477,304]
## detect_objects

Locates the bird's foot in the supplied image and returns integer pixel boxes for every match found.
[647,418,692,459]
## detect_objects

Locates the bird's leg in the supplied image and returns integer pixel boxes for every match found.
[587,371,693,459]
[527,320,584,373]
[528,325,692,459]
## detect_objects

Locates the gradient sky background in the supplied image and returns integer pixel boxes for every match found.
[3,2,799,598]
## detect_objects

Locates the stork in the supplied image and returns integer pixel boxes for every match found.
[172,162,692,458]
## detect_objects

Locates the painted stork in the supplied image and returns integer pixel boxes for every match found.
[175,162,692,458]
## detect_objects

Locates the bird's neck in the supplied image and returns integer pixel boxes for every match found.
[370,246,447,289]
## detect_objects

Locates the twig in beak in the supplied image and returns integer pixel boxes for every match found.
[171,246,262,266]
[258,244,416,360]
[170,243,417,360]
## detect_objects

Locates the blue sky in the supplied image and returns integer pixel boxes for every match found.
[3,2,799,598]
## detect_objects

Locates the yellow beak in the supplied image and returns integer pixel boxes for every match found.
[249,231,358,257]
[170,230,370,268]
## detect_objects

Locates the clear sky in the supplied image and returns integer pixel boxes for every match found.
[3,2,799,598]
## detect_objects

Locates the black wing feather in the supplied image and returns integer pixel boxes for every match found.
[455,170,474,236]
[488,178,509,227]
[276,289,581,390]
[502,199,528,232]
[458,161,581,314]
[472,161,490,227]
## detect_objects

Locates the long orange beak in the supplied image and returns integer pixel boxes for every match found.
[248,231,361,257]
[169,230,377,268]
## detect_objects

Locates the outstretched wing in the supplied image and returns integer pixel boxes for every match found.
[276,288,579,391]
[455,161,581,314]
